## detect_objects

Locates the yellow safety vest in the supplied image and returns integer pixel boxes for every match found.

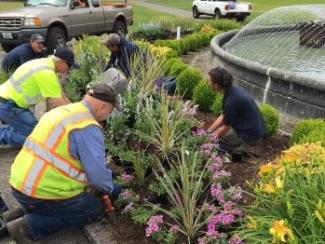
[0,58,59,109]
[10,102,100,199]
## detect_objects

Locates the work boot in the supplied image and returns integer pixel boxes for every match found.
[6,216,34,244]
[2,207,24,223]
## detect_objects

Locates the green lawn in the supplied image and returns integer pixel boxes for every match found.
[146,0,325,19]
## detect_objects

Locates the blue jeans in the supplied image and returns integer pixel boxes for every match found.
[0,100,37,146]
[12,189,106,240]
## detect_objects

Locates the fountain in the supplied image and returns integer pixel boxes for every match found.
[210,5,325,118]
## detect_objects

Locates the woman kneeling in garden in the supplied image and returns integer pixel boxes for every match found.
[207,67,266,152]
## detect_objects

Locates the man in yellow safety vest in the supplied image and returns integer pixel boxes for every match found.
[0,47,78,147]
[4,81,121,243]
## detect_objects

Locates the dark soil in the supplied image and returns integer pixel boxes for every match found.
[195,110,290,205]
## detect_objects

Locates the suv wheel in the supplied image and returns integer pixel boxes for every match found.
[46,26,67,53]
[192,6,200,19]
[214,9,222,20]
[113,20,127,38]
[1,43,15,53]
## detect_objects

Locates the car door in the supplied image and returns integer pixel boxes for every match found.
[67,0,94,36]
[197,0,208,13]
[87,0,104,34]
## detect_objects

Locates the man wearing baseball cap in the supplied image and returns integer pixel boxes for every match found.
[0,47,79,147]
[2,34,46,74]
[5,81,121,243]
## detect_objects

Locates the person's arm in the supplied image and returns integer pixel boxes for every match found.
[69,126,115,194]
[215,124,231,138]
[208,114,224,133]
[104,53,116,71]
[48,93,70,108]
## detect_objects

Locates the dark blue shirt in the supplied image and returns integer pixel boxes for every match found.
[105,39,139,77]
[222,85,266,143]
[1,43,44,73]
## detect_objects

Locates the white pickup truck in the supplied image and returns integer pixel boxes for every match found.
[192,0,252,22]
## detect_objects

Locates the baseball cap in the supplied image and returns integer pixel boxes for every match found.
[86,82,119,108]
[54,47,80,69]
[30,34,45,43]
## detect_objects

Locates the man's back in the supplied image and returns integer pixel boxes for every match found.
[2,43,42,73]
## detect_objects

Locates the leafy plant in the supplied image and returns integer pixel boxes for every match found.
[211,92,223,116]
[164,58,182,76]
[259,104,279,137]
[130,22,172,41]
[0,69,8,85]
[290,119,325,145]
[176,67,202,99]
[130,206,157,225]
[237,143,325,243]
[299,126,325,148]
[148,148,213,243]
[192,80,216,112]
[169,60,187,77]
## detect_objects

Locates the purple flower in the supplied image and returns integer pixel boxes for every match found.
[192,128,207,136]
[217,213,235,225]
[210,183,222,198]
[223,201,235,211]
[209,133,219,143]
[228,186,243,202]
[229,235,244,244]
[198,238,207,244]
[121,202,134,214]
[145,215,164,237]
[120,189,132,200]
[213,170,231,180]
[208,205,216,212]
[121,173,134,183]
[169,224,180,233]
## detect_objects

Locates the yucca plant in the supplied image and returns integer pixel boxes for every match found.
[135,93,193,158]
[129,52,165,94]
[148,148,213,243]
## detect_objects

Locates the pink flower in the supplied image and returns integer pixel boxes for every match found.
[169,224,180,233]
[198,238,207,244]
[209,133,219,143]
[121,202,134,214]
[192,128,207,136]
[120,189,132,200]
[229,235,244,244]
[213,170,231,179]
[145,215,164,237]
[210,183,222,198]
[208,205,216,212]
[121,173,134,183]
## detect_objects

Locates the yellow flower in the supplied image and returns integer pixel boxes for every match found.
[200,24,214,33]
[259,164,274,175]
[269,220,295,243]
[275,176,284,189]
[262,183,276,193]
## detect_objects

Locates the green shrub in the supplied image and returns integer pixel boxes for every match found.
[259,104,279,137]
[290,119,325,145]
[211,92,223,116]
[186,35,200,51]
[169,60,187,77]
[206,19,240,31]
[164,58,182,76]
[299,126,325,147]
[192,80,216,112]
[176,68,202,99]
[178,39,190,55]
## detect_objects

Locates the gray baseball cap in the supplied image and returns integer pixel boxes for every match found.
[30,34,45,43]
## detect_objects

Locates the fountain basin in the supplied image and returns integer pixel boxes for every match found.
[211,30,325,119]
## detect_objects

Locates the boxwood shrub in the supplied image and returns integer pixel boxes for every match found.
[290,119,325,145]
[169,60,188,77]
[211,92,224,116]
[259,104,279,137]
[164,58,182,76]
[176,67,202,99]
[298,126,325,147]
[192,80,216,112]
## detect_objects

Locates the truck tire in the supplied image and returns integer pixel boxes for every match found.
[214,9,222,20]
[192,6,200,19]
[113,20,127,38]
[46,26,67,53]
[236,16,246,22]
[1,43,15,53]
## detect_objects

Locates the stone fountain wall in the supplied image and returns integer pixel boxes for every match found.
[211,31,325,119]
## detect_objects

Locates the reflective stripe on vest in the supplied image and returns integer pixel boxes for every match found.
[46,112,94,149]
[9,66,54,106]
[24,139,87,183]
[21,158,48,196]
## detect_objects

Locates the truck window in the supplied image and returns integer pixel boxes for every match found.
[26,0,66,6]
[92,0,100,7]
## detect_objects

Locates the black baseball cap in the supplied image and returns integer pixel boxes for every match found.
[30,34,45,43]
[86,82,119,108]
[54,47,80,69]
